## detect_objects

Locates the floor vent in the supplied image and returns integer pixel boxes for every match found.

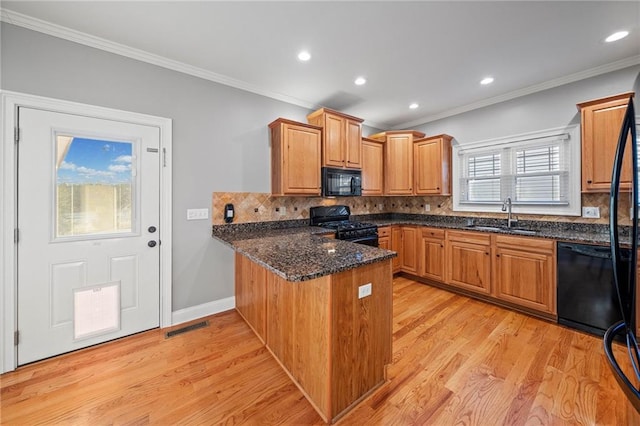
[165,320,209,338]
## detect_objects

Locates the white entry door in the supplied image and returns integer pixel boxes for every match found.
[17,107,161,365]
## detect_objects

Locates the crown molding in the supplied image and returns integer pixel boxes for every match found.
[0,9,320,108]
[396,55,640,129]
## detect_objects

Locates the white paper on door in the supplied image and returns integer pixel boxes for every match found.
[73,282,121,340]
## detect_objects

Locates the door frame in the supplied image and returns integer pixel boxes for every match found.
[1,91,173,373]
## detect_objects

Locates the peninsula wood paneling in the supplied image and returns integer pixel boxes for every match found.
[234,253,266,341]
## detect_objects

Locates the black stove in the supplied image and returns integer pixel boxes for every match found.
[310,205,378,247]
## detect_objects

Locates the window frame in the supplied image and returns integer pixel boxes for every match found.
[452,125,581,216]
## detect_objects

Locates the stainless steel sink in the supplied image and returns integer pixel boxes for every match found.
[508,228,538,235]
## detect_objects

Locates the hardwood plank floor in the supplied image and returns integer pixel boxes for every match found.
[2,276,639,425]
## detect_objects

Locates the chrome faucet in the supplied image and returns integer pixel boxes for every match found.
[501,197,518,228]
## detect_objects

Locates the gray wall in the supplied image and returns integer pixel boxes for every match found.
[0,23,317,311]
[413,65,640,143]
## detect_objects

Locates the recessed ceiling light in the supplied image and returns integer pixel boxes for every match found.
[354,76,367,86]
[480,77,494,85]
[409,103,419,109]
[297,51,311,61]
[605,31,629,43]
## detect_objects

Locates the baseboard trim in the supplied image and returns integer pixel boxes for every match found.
[171,297,236,326]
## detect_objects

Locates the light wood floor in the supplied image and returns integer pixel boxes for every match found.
[2,276,640,425]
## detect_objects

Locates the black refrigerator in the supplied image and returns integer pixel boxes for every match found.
[604,96,640,411]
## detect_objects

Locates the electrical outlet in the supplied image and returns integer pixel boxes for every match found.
[582,206,600,219]
[187,208,209,220]
[358,283,372,299]
[279,206,287,215]
[424,204,431,212]
[378,204,384,211]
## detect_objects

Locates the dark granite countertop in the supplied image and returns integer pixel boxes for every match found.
[212,224,396,282]
[212,213,633,282]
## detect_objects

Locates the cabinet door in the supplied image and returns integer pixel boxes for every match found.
[419,228,445,282]
[385,135,413,195]
[494,246,555,314]
[580,95,633,192]
[284,125,322,194]
[378,236,390,250]
[362,139,384,195]
[414,139,442,194]
[391,226,402,273]
[345,119,362,169]
[446,232,491,295]
[401,226,418,274]
[323,113,345,168]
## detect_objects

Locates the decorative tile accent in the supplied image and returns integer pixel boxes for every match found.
[212,192,632,226]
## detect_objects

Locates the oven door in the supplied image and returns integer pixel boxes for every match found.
[347,235,378,247]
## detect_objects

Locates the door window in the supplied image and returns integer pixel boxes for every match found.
[55,135,136,239]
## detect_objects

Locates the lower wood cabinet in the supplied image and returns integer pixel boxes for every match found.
[400,226,419,274]
[445,230,492,296]
[492,235,556,315]
[391,226,402,273]
[378,226,391,250]
[235,253,267,341]
[418,227,445,282]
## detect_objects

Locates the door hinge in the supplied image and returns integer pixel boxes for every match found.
[14,127,20,143]
[14,228,19,243]
[14,330,19,345]
[162,147,167,167]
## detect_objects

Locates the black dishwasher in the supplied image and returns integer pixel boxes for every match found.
[557,242,632,337]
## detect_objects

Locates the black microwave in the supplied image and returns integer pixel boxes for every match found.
[322,167,362,197]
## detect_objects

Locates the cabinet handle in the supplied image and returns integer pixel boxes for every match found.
[485,252,489,255]
[437,187,440,190]
[440,244,444,248]
[587,180,592,184]
[496,254,500,257]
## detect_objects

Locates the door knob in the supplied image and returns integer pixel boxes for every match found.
[148,240,157,247]
[148,226,157,233]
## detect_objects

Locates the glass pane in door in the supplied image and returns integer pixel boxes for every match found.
[55,135,135,238]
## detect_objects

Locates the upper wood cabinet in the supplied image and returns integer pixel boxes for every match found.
[493,235,556,315]
[269,118,322,196]
[361,137,384,195]
[368,130,425,195]
[445,230,492,296]
[307,108,364,169]
[578,92,634,192]
[414,135,453,195]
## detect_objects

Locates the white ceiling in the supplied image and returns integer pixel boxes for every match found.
[2,1,639,129]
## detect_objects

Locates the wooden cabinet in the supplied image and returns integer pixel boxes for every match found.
[235,253,267,341]
[414,135,453,195]
[391,226,402,273]
[493,235,556,315]
[237,253,393,423]
[445,230,492,296]
[361,137,384,195]
[307,108,364,169]
[269,118,322,196]
[400,226,419,274]
[378,226,391,250]
[578,92,634,192]
[418,227,445,282]
[368,130,425,195]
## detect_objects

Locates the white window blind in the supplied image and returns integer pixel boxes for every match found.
[454,126,581,216]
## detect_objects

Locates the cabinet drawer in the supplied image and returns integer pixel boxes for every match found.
[494,234,554,253]
[378,226,391,237]
[446,230,491,246]
[421,227,444,239]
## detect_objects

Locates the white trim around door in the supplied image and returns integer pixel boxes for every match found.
[0,91,173,373]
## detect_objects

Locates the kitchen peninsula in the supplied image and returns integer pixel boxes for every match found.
[212,224,396,423]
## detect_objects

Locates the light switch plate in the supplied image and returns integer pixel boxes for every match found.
[358,283,372,299]
[582,206,600,219]
[187,208,209,220]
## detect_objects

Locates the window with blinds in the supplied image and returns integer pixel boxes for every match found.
[454,126,581,216]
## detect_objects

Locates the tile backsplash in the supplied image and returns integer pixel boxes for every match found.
[212,192,632,226]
